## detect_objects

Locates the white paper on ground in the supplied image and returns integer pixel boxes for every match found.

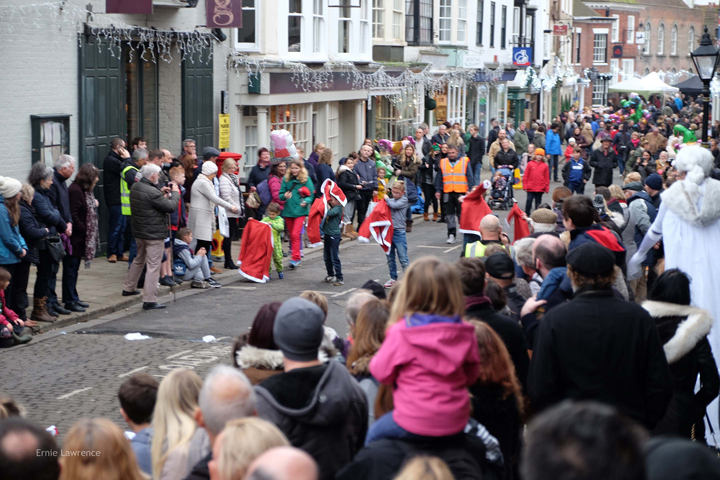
[124,333,151,340]
[202,335,217,343]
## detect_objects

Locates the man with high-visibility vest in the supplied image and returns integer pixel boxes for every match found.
[434,145,469,244]
[121,148,148,266]
[463,215,513,258]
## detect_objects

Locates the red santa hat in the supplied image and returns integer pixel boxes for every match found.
[357,199,394,255]
[237,219,274,283]
[459,179,493,237]
[307,180,347,247]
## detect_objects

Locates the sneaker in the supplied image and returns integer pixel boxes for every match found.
[333,278,345,286]
[446,234,456,244]
[278,272,284,279]
[384,279,396,289]
[206,278,222,288]
[174,277,183,285]
[289,260,302,269]
[159,276,175,287]
[322,275,336,283]
[191,280,210,289]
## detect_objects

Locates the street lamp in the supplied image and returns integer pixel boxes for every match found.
[690,26,720,143]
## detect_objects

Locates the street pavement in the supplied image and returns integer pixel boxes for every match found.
[1,169,564,441]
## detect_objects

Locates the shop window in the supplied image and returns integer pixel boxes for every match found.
[31,115,70,166]
[271,104,309,154]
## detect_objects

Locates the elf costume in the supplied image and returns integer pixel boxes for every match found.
[237,219,274,283]
[261,215,285,277]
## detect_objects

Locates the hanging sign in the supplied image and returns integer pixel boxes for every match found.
[106,0,152,14]
[635,31,645,44]
[206,0,243,28]
[612,45,623,58]
[553,25,568,36]
[219,114,230,149]
[513,47,532,66]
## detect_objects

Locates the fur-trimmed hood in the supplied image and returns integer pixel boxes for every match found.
[236,345,284,370]
[661,177,720,227]
[643,301,714,364]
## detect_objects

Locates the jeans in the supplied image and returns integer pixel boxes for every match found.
[568,182,585,195]
[107,205,126,257]
[421,184,437,213]
[549,155,560,180]
[8,261,30,320]
[127,236,138,269]
[34,249,57,302]
[617,151,627,175]
[365,412,423,446]
[525,192,544,215]
[467,162,482,189]
[285,216,306,262]
[387,230,409,280]
[323,235,342,280]
[356,191,373,228]
[62,256,81,306]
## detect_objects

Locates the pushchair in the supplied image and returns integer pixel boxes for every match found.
[488,165,515,210]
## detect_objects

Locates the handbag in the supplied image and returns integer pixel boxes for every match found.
[217,206,230,238]
[245,192,261,209]
[44,235,66,263]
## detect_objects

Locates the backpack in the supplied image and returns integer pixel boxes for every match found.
[173,259,187,277]
[256,179,273,206]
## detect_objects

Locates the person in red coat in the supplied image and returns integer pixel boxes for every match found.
[523,148,550,215]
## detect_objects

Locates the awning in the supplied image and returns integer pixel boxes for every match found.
[608,72,678,96]
[507,70,528,88]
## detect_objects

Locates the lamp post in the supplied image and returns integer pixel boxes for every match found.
[690,26,720,144]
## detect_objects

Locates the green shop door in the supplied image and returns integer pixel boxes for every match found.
[182,48,214,153]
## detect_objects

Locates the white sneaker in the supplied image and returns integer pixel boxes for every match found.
[446,234,456,244]
[383,279,396,289]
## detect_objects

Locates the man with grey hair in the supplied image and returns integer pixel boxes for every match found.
[514,237,542,296]
[46,154,76,315]
[183,365,257,480]
[182,139,197,163]
[123,163,179,310]
[246,447,319,480]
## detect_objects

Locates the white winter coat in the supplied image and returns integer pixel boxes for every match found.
[218,173,242,219]
[187,175,235,241]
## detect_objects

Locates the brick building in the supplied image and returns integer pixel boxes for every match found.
[573,0,616,106]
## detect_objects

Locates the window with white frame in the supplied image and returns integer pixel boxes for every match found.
[439,0,451,42]
[372,0,384,38]
[327,102,339,160]
[288,0,303,52]
[592,78,608,105]
[338,6,351,53]
[627,16,634,44]
[313,0,324,53]
[593,33,607,63]
[501,5,507,48]
[270,104,309,154]
[644,22,651,54]
[610,58,619,84]
[406,0,433,45]
[458,0,467,42]
[490,2,496,47]
[361,1,371,53]
[236,0,259,50]
[393,0,403,39]
[622,59,634,79]
[688,26,695,53]
[671,25,677,55]
[611,14,619,42]
[657,23,664,55]
[476,0,483,45]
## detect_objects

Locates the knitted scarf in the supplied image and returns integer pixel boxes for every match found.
[84,191,99,268]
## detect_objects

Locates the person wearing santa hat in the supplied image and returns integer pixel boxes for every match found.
[321,193,345,286]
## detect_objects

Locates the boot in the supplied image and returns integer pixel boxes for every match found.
[341,224,352,239]
[12,332,32,345]
[433,212,439,221]
[346,224,359,240]
[31,297,57,323]
[423,213,429,221]
[406,219,413,233]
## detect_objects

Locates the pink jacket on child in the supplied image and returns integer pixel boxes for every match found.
[369,314,480,436]
[0,289,18,327]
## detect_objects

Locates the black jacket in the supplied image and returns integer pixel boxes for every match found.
[494,148,519,169]
[467,135,486,166]
[247,164,271,189]
[304,160,319,195]
[528,288,673,430]
[183,452,210,480]
[336,167,362,202]
[589,148,618,186]
[255,362,368,480]
[432,132,449,146]
[48,169,71,224]
[31,186,66,235]
[103,150,125,206]
[18,200,49,264]
[314,164,336,198]
[419,154,436,185]
[487,127,500,154]
[129,178,179,240]
[336,434,487,480]
[644,301,720,440]
[562,159,592,185]
[465,299,530,393]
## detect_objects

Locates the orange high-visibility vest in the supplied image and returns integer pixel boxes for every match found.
[440,157,469,193]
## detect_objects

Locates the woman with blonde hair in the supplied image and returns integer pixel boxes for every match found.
[393,456,454,480]
[366,257,479,445]
[151,368,205,480]
[218,157,244,270]
[60,418,146,480]
[346,298,389,425]
[469,320,524,480]
[208,417,289,480]
[446,129,466,156]
[280,158,314,269]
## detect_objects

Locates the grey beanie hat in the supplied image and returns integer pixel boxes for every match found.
[273,298,325,361]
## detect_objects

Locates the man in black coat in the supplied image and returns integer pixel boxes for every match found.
[431,124,450,146]
[103,138,131,263]
[46,154,75,316]
[466,125,486,189]
[528,242,673,430]
[457,258,530,393]
[486,119,500,154]
[589,137,618,187]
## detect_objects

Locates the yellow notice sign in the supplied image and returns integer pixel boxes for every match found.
[219,114,230,149]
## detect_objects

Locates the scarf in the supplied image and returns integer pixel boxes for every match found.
[631,138,640,148]
[537,267,568,301]
[84,191,99,268]
[465,294,492,310]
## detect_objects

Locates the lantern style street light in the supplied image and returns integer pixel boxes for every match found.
[690,26,720,143]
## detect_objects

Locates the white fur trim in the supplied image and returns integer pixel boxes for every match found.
[661,177,720,227]
[642,300,714,364]
[237,345,284,370]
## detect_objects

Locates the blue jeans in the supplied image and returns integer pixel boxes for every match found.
[617,151,626,175]
[323,234,342,280]
[365,412,423,446]
[62,256,81,306]
[107,205,126,257]
[568,181,585,195]
[549,155,560,180]
[467,162,481,189]
[127,236,137,269]
[387,230,409,280]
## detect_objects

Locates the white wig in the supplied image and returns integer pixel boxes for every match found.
[675,145,713,193]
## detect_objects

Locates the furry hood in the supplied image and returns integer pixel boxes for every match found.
[661,177,720,227]
[642,301,714,364]
[236,345,284,370]
[338,165,353,174]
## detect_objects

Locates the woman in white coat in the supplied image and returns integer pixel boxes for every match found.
[218,158,244,270]
[629,145,720,442]
[188,161,239,270]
